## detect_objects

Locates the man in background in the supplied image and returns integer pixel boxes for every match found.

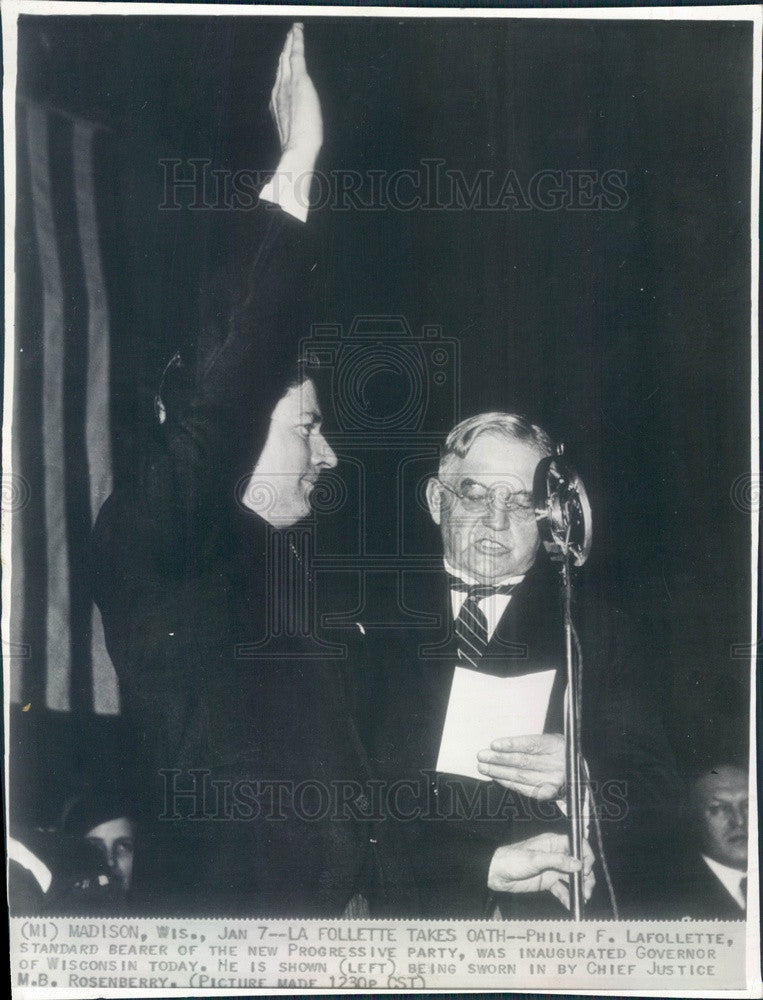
[59,789,137,900]
[658,763,748,919]
[8,785,135,916]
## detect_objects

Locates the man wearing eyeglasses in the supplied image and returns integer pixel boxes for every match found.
[369,412,679,918]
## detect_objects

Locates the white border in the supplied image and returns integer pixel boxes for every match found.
[2,4,761,998]
[746,0,761,992]
[0,1,762,18]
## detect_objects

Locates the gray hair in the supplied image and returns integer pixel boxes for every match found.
[439,412,554,475]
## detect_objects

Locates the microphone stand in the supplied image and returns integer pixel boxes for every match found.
[533,450,591,921]
[562,550,584,920]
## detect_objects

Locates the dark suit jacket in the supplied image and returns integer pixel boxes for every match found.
[368,555,680,919]
[641,852,746,920]
[91,202,415,918]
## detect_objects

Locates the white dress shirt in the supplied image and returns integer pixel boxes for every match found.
[702,855,747,909]
[259,149,317,223]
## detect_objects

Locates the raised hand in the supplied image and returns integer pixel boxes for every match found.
[270,22,322,160]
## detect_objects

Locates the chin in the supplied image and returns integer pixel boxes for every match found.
[470,566,510,584]
[477,567,508,581]
[470,553,511,575]
[724,849,748,869]
[294,503,312,525]
[712,842,747,869]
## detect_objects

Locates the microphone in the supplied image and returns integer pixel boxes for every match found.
[532,444,593,921]
[532,446,592,567]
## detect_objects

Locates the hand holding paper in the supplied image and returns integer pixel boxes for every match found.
[435,666,556,782]
[477,732,566,800]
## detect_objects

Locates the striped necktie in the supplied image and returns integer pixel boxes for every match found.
[452,581,516,668]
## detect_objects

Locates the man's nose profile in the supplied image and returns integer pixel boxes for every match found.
[313,433,338,469]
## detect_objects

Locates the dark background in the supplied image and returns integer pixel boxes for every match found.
[11,14,754,825]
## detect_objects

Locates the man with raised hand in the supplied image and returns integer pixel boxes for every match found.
[93,24,412,919]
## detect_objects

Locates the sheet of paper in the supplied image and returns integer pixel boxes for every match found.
[436,665,557,781]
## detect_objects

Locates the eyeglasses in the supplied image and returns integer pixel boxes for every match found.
[437,479,536,516]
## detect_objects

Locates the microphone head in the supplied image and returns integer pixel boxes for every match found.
[532,451,592,567]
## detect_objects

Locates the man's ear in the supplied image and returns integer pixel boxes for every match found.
[425,477,443,526]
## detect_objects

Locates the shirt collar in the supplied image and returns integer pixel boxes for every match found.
[443,559,525,590]
[445,561,526,644]
[701,855,746,907]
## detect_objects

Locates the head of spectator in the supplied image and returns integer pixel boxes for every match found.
[9,823,125,916]
[59,790,136,893]
[689,764,748,871]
